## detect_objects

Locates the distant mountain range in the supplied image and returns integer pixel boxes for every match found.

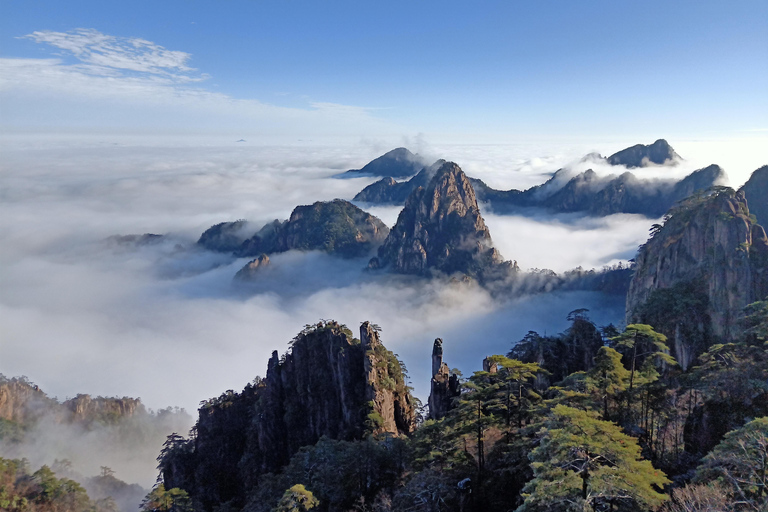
[352,140,723,218]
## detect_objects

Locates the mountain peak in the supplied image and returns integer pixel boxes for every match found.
[607,139,681,168]
[376,161,506,277]
[340,147,428,178]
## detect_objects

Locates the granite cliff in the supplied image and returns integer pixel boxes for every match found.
[626,187,768,368]
[375,161,508,279]
[740,165,768,227]
[160,320,415,511]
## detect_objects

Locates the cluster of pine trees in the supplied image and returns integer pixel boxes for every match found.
[141,299,768,512]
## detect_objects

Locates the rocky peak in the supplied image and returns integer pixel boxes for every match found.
[161,320,416,510]
[376,162,507,278]
[740,165,768,227]
[428,338,460,421]
[626,187,768,366]
[233,254,269,280]
[607,139,680,168]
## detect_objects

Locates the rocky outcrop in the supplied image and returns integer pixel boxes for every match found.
[473,165,725,217]
[161,321,415,511]
[199,201,389,270]
[740,165,768,226]
[197,220,251,253]
[0,377,54,425]
[428,339,460,421]
[339,147,428,178]
[233,254,269,280]
[606,139,680,168]
[353,160,445,203]
[626,188,768,366]
[63,394,145,425]
[376,162,508,278]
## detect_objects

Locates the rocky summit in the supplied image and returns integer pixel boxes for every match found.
[606,138,680,168]
[375,161,508,279]
[626,187,768,368]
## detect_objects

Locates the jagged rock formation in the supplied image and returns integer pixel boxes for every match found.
[161,321,415,511]
[606,138,680,167]
[355,164,724,220]
[428,339,460,421]
[199,200,388,259]
[339,147,428,178]
[472,164,725,217]
[740,165,768,226]
[351,142,718,219]
[197,200,390,277]
[626,187,768,367]
[233,254,269,280]
[376,162,508,278]
[353,160,446,203]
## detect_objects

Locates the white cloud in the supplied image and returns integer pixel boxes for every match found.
[24,29,199,79]
[1,29,395,137]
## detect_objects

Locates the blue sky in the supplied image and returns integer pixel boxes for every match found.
[1,0,767,140]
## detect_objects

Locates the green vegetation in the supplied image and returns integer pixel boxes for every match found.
[0,457,116,512]
[154,305,768,512]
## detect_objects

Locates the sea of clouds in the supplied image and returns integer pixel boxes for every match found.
[0,134,764,487]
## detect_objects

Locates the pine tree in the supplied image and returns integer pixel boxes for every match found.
[517,405,669,512]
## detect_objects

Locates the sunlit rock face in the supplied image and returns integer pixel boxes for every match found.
[377,161,507,279]
[740,165,768,227]
[627,188,768,367]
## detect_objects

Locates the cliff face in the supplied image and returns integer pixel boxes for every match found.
[63,394,145,424]
[626,188,768,365]
[162,321,415,511]
[376,162,506,278]
[0,377,145,428]
[0,378,54,425]
[740,165,768,227]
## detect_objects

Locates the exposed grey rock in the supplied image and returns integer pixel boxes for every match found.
[428,338,460,421]
[740,165,768,227]
[626,187,768,364]
[377,161,508,278]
